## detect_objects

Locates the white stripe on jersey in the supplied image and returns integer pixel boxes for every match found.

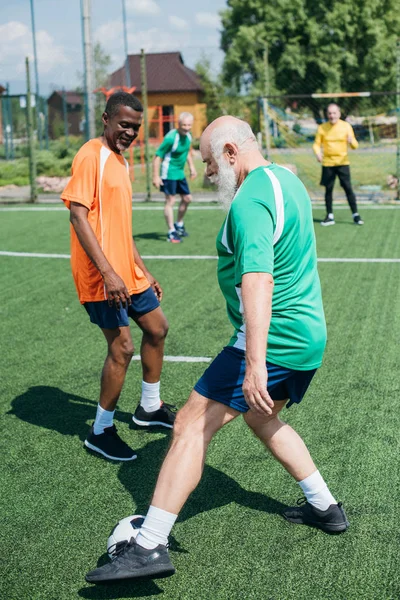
[161,131,180,180]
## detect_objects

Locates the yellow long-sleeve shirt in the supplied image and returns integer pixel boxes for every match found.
[313,120,358,166]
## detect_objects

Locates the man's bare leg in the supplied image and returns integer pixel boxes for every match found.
[164,195,176,231]
[243,400,347,532]
[134,307,168,384]
[85,326,136,461]
[99,326,134,411]
[243,400,316,481]
[176,194,191,224]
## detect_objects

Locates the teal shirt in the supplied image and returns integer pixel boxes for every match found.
[216,164,327,371]
[155,129,192,180]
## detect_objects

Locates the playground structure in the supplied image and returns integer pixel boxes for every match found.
[95,86,187,182]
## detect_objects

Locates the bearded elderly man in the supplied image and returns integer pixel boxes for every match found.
[85,116,349,584]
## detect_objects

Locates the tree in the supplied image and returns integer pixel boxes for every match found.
[195,57,259,131]
[220,0,400,115]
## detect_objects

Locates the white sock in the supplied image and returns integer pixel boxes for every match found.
[168,228,176,234]
[93,404,114,435]
[176,220,184,227]
[140,381,161,412]
[136,506,177,549]
[328,213,334,219]
[298,470,337,511]
[352,212,359,217]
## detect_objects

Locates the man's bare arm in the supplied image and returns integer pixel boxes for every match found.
[69,202,131,307]
[153,155,163,188]
[241,272,274,415]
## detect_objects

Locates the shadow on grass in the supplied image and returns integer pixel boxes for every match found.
[7,386,133,442]
[118,435,287,522]
[78,578,164,599]
[134,232,167,242]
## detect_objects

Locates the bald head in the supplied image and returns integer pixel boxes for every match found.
[200,116,264,211]
[327,103,341,124]
[201,116,257,158]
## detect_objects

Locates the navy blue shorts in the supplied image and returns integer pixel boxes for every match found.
[84,287,160,329]
[161,178,190,197]
[194,346,317,412]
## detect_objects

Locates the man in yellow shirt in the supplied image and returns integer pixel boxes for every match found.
[313,103,364,226]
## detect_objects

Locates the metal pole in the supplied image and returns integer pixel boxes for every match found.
[29,0,42,148]
[121,0,131,87]
[44,99,49,150]
[396,38,400,200]
[140,49,152,202]
[3,91,9,160]
[262,45,271,159]
[7,85,15,159]
[26,58,37,203]
[62,89,70,148]
[81,0,95,139]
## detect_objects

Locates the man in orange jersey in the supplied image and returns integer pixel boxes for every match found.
[313,103,364,226]
[61,92,175,462]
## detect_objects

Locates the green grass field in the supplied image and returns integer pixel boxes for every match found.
[1,204,400,600]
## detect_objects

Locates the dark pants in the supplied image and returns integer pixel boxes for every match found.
[320,165,358,215]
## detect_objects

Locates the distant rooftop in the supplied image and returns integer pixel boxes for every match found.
[109,52,203,94]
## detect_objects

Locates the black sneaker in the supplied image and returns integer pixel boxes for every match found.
[353,214,364,225]
[167,230,181,243]
[321,215,335,226]
[283,498,349,534]
[84,425,137,461]
[174,222,189,237]
[85,538,175,583]
[132,402,177,429]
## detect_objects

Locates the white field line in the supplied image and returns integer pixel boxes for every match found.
[2,204,400,212]
[131,355,211,363]
[1,250,400,263]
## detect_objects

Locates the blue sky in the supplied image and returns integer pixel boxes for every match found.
[0,0,227,95]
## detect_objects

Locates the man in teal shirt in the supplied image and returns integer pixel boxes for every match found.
[153,112,197,243]
[86,116,349,584]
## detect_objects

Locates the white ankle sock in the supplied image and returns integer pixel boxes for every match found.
[168,228,176,234]
[93,404,114,435]
[176,220,184,227]
[140,381,161,412]
[136,506,177,549]
[298,470,337,511]
[328,213,334,219]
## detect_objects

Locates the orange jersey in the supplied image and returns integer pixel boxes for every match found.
[61,139,149,303]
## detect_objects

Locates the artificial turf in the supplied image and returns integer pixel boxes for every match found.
[1,204,399,599]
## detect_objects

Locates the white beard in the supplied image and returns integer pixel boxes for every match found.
[210,158,237,211]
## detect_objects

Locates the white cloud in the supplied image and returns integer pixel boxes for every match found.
[195,12,221,29]
[168,16,189,31]
[126,0,160,16]
[127,28,188,53]
[94,20,122,44]
[0,21,70,78]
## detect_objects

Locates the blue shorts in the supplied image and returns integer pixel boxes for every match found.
[84,287,160,329]
[161,178,190,197]
[194,346,317,412]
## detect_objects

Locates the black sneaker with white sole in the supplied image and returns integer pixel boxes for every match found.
[85,538,175,584]
[132,402,177,429]
[283,498,349,534]
[321,215,335,226]
[353,214,364,225]
[84,425,137,461]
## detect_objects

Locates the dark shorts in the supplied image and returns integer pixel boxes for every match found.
[320,165,351,187]
[194,346,317,412]
[84,287,160,329]
[161,178,191,197]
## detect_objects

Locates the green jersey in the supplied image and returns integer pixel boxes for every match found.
[155,129,192,180]
[216,164,327,370]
